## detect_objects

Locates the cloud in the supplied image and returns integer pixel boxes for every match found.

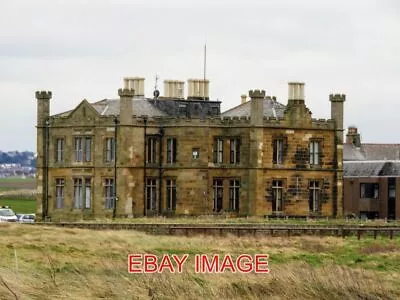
[0,0,399,150]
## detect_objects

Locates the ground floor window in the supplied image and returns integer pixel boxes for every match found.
[272,180,283,212]
[309,180,320,212]
[146,178,157,211]
[166,179,176,211]
[213,179,223,212]
[55,178,64,209]
[104,178,115,209]
[229,180,240,211]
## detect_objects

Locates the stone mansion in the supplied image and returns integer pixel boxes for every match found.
[36,77,345,221]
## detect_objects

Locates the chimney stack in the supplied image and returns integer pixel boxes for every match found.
[35,91,52,126]
[123,77,145,97]
[329,93,346,144]
[346,126,361,147]
[187,79,209,100]
[249,89,265,126]
[164,80,185,99]
[118,88,134,125]
[288,82,305,102]
[241,94,247,104]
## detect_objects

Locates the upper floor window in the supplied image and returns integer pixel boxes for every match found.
[105,137,115,162]
[104,178,115,209]
[166,179,177,211]
[74,137,91,162]
[309,180,320,212]
[55,138,64,162]
[166,138,177,164]
[213,138,224,164]
[147,137,157,164]
[273,139,284,165]
[360,183,379,199]
[55,178,64,209]
[229,138,240,164]
[309,141,320,166]
[272,180,283,212]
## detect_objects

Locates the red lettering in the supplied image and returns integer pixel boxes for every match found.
[144,254,158,273]
[220,255,236,273]
[172,254,188,273]
[255,254,269,273]
[201,254,219,273]
[158,255,175,273]
[128,254,143,273]
[236,254,253,273]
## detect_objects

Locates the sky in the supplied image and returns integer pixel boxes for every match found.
[0,0,399,151]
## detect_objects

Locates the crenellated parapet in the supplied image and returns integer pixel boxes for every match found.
[248,89,266,99]
[35,90,52,100]
[329,94,346,102]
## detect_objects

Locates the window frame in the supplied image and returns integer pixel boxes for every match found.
[166,179,177,211]
[213,179,224,212]
[213,138,224,164]
[55,178,65,209]
[147,137,157,164]
[272,180,283,212]
[229,138,241,164]
[146,178,157,211]
[360,183,379,199]
[105,137,115,162]
[309,180,321,213]
[273,138,284,165]
[104,178,115,209]
[55,138,64,163]
[229,179,240,211]
[74,136,92,162]
[309,140,321,166]
[166,138,177,164]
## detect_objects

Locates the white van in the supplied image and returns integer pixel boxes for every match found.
[0,208,18,222]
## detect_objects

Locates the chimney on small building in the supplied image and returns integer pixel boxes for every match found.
[187,79,209,100]
[249,89,265,126]
[164,80,185,99]
[241,94,247,104]
[123,77,145,97]
[346,126,361,147]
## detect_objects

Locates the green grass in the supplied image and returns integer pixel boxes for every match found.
[0,198,36,213]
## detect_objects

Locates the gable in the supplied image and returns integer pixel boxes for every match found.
[68,99,101,122]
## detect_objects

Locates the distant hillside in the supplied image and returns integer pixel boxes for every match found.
[0,151,36,167]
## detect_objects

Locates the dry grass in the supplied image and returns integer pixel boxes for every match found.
[0,224,399,299]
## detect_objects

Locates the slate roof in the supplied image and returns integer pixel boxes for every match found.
[344,144,400,161]
[344,143,400,177]
[53,97,221,118]
[91,99,168,117]
[221,97,286,118]
[344,161,400,177]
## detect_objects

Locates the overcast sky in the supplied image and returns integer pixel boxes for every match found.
[0,0,399,151]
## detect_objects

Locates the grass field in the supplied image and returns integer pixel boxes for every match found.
[0,177,36,214]
[0,177,35,191]
[0,198,36,213]
[0,224,399,299]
